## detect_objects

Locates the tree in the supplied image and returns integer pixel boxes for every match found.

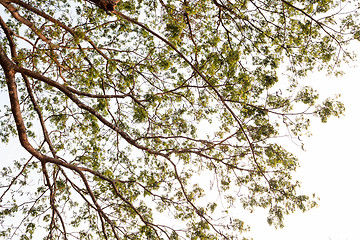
[0,0,358,239]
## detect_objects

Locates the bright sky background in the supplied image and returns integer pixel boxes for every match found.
[243,41,360,240]
[1,39,360,240]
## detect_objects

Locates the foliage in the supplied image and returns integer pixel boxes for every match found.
[0,0,358,239]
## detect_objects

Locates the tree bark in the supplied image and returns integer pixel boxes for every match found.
[86,0,120,11]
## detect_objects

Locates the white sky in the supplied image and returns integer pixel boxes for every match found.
[243,43,360,240]
[1,44,360,240]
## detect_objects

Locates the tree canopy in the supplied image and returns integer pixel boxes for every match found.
[0,0,359,239]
